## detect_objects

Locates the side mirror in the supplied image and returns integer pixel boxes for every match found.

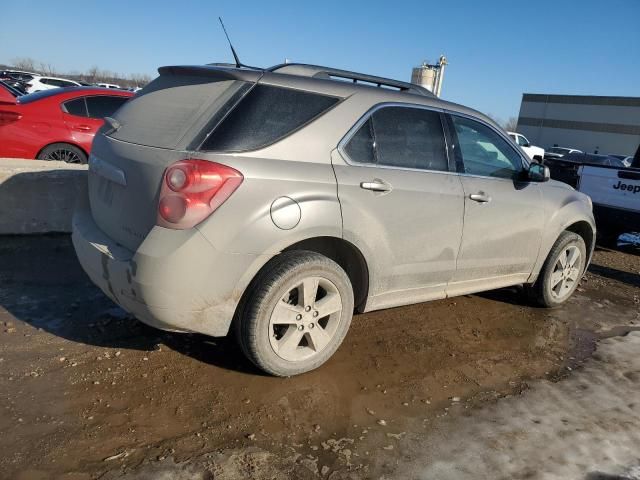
[528,162,550,182]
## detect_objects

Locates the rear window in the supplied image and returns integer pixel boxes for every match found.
[200,85,339,152]
[108,75,242,149]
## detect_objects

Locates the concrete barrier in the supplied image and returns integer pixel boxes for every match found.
[0,159,87,234]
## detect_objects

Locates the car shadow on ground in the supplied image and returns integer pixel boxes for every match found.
[474,285,546,308]
[588,263,640,288]
[585,472,637,480]
[0,234,263,375]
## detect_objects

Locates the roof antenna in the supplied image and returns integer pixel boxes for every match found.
[218,17,242,68]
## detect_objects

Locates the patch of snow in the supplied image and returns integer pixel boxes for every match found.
[394,332,640,480]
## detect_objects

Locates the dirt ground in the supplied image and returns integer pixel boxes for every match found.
[1,235,639,480]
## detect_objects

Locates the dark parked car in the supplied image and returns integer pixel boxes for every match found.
[545,152,626,187]
[0,80,25,97]
[0,70,35,94]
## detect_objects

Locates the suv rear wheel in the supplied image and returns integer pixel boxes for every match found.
[527,231,586,307]
[236,251,354,377]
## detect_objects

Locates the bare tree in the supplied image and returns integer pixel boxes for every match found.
[8,57,151,88]
[503,116,518,132]
[39,62,56,76]
[11,57,37,72]
[87,66,99,83]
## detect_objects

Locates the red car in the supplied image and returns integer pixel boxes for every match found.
[0,85,133,164]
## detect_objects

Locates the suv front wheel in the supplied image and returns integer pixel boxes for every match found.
[236,251,354,377]
[527,231,586,307]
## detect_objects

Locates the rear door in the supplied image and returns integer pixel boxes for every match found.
[63,95,130,150]
[333,104,465,303]
[446,113,544,294]
[61,97,93,144]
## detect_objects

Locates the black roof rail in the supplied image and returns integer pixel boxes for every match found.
[268,63,433,97]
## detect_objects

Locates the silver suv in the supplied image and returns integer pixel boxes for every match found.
[73,63,595,376]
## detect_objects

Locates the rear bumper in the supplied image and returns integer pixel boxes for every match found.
[72,196,272,337]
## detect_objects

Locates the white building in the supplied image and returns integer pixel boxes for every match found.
[516,93,640,157]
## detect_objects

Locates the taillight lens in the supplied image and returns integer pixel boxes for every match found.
[156,159,243,230]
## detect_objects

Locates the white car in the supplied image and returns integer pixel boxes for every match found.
[507,131,545,161]
[95,83,122,89]
[26,75,82,93]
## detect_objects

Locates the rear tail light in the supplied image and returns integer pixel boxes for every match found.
[156,159,243,230]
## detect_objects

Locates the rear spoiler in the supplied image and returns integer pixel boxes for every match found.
[157,65,263,83]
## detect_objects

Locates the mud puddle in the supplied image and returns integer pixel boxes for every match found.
[1,237,639,479]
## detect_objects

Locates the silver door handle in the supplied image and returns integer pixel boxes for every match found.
[360,180,392,192]
[469,192,491,203]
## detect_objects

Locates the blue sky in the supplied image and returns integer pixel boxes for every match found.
[2,0,639,121]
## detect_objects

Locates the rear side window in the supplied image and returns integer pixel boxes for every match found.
[64,98,87,117]
[201,85,339,152]
[86,96,128,119]
[345,119,375,164]
[343,106,448,172]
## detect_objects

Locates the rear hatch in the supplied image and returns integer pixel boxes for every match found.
[88,66,259,251]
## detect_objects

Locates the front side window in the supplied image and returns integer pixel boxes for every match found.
[450,115,524,179]
[344,105,448,172]
[517,135,530,147]
[86,96,128,119]
[201,85,339,152]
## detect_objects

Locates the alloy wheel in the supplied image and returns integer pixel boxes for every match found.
[549,245,582,300]
[43,148,83,163]
[268,276,343,362]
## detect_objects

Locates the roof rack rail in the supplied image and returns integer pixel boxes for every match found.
[268,63,433,97]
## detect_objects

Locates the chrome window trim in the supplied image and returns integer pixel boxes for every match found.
[337,102,454,175]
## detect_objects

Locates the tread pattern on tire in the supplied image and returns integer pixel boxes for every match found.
[235,250,354,377]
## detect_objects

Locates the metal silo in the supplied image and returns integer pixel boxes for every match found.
[411,56,448,97]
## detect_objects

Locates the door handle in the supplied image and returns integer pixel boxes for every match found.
[360,180,392,192]
[73,125,92,131]
[469,192,491,203]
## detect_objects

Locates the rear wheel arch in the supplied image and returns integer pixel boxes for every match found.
[282,236,369,313]
[234,235,369,321]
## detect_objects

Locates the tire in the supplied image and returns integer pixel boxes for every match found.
[527,231,586,308]
[37,143,87,164]
[235,251,354,377]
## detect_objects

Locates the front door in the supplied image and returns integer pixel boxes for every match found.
[446,113,544,295]
[332,105,465,308]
